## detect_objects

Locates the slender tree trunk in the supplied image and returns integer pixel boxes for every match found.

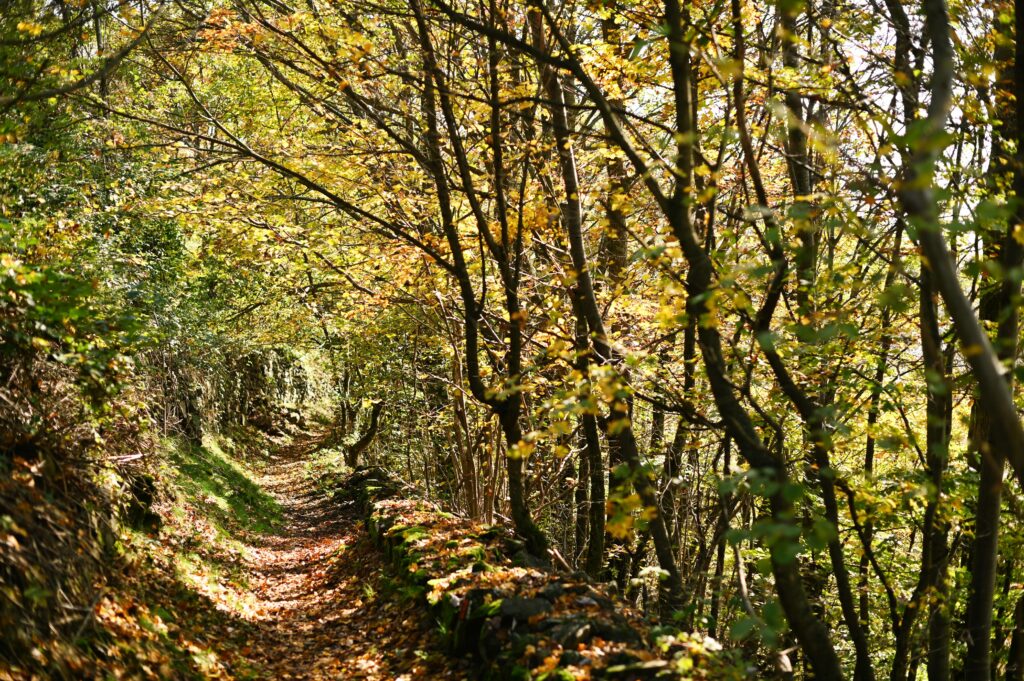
[527,3,685,610]
[861,226,902,628]
[574,427,590,566]
[1007,595,1024,681]
[921,268,952,681]
[964,8,1024,676]
[412,0,548,556]
[708,438,731,638]
[573,289,606,576]
[596,3,630,280]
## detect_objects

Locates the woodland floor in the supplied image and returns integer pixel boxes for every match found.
[219,434,468,680]
[94,431,473,681]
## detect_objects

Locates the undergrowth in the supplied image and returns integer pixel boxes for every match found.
[162,433,282,536]
[303,443,349,491]
[1,425,286,680]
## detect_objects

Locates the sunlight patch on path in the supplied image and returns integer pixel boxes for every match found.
[199,433,469,680]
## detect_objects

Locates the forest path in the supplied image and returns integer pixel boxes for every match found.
[206,432,468,680]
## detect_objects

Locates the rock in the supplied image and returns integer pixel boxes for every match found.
[283,408,305,427]
[592,619,643,645]
[477,615,506,661]
[600,657,667,679]
[539,582,566,600]
[511,549,549,569]
[559,650,590,667]
[546,617,593,646]
[500,597,552,621]
[126,473,161,532]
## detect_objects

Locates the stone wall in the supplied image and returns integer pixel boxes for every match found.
[149,346,310,443]
[343,467,740,680]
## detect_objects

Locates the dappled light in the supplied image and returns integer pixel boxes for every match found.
[4,0,1024,679]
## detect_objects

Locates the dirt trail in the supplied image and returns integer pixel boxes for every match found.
[214,434,469,680]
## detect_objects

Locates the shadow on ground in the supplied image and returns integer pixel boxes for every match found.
[90,428,469,680]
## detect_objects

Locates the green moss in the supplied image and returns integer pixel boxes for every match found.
[537,671,575,681]
[470,598,503,619]
[164,436,282,536]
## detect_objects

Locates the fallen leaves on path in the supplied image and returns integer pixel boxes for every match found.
[234,443,469,680]
[79,430,471,680]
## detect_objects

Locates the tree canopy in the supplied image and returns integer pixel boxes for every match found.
[4,0,1024,677]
